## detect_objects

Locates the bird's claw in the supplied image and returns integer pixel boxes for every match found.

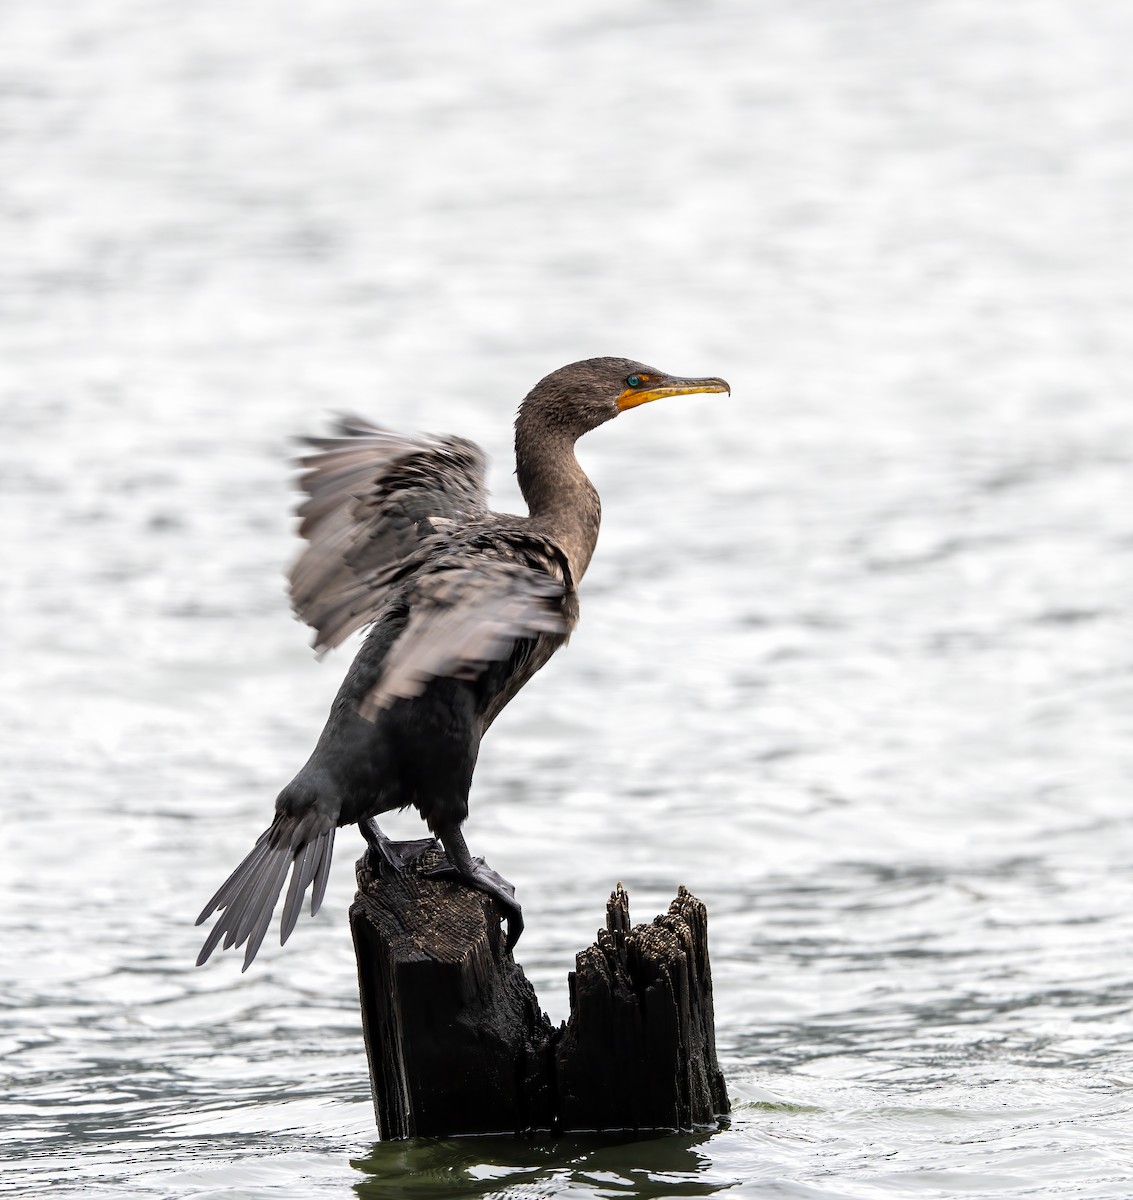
[426,857,524,952]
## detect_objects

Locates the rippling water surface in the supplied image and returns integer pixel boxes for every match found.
[3,1,1132,1196]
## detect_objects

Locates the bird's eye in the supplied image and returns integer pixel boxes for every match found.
[626,374,642,388]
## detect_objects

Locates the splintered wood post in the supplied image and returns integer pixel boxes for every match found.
[351,851,729,1138]
[555,884,730,1131]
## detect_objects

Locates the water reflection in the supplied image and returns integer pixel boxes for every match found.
[352,1130,734,1199]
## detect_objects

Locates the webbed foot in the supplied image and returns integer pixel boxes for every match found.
[430,827,524,952]
[362,819,439,875]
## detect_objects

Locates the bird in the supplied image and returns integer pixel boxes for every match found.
[195,356,730,970]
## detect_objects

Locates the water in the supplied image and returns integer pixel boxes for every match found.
[3,0,1132,1195]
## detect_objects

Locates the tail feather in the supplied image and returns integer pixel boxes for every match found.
[196,815,336,970]
[196,909,230,967]
[240,852,291,969]
[280,840,316,945]
[197,833,271,924]
[311,829,334,915]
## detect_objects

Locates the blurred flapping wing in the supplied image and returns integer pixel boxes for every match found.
[290,416,490,653]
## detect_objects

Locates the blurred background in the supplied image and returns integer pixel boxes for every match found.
[2,1,1132,1196]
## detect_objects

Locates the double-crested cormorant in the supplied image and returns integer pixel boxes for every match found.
[195,357,730,969]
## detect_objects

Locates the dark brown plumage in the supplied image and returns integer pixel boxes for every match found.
[195,357,730,969]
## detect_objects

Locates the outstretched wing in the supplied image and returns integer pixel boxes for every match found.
[358,542,571,719]
[289,416,490,653]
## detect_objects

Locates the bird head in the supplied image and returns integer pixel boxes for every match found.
[520,357,731,440]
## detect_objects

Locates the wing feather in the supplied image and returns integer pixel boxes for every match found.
[358,550,569,719]
[289,417,489,652]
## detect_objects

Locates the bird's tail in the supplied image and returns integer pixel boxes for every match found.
[195,811,336,971]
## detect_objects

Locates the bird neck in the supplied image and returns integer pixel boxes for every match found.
[514,415,602,585]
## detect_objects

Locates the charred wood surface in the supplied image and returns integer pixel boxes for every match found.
[350,851,728,1138]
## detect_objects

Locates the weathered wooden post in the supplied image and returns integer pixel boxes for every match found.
[350,849,728,1137]
[554,885,728,1131]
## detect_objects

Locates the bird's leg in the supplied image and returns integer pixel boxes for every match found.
[427,824,524,952]
[361,817,439,875]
